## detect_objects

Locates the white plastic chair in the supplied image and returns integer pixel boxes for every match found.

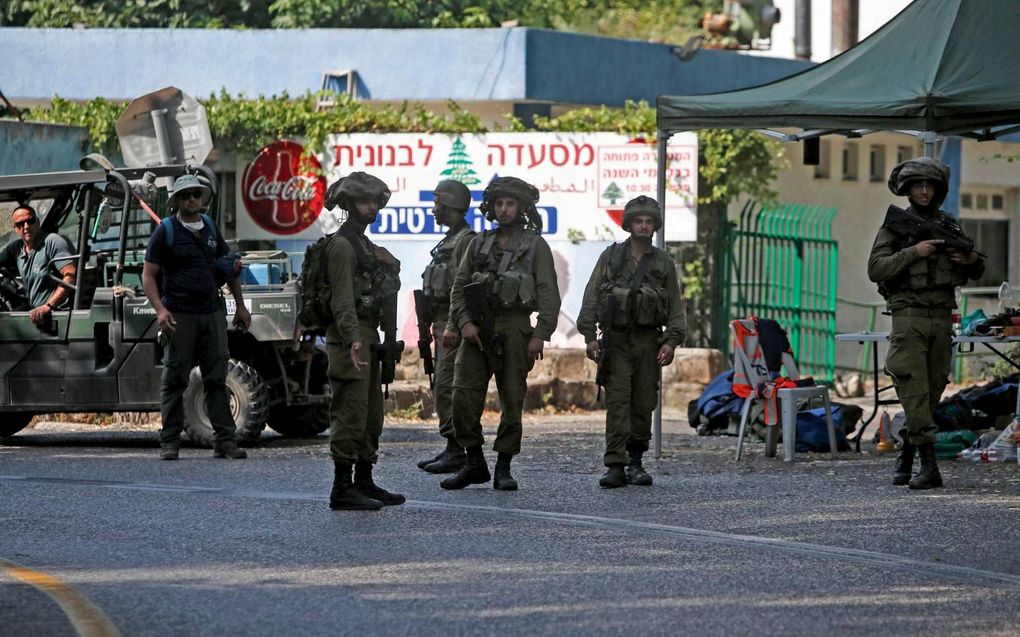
[730,318,838,462]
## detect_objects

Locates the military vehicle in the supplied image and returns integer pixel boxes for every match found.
[0,159,329,446]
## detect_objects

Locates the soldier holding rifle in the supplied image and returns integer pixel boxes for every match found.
[415,180,476,474]
[321,172,405,511]
[576,196,685,489]
[868,157,984,490]
[439,176,561,491]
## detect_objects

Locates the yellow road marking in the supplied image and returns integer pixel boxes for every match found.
[0,557,120,637]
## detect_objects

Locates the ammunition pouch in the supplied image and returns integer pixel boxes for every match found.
[423,262,455,300]
[633,285,668,326]
[493,271,536,309]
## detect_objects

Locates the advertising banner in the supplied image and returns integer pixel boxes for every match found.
[237,132,697,243]
[235,132,698,347]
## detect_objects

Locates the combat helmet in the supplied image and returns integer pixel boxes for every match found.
[622,195,662,231]
[433,179,471,213]
[324,171,391,212]
[888,157,950,206]
[479,176,541,230]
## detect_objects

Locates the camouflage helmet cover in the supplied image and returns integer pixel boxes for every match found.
[479,176,540,223]
[433,179,471,213]
[622,195,662,231]
[888,157,950,205]
[324,171,391,212]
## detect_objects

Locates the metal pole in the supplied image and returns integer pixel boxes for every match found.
[794,0,812,60]
[653,131,670,458]
[150,108,176,164]
[922,130,938,158]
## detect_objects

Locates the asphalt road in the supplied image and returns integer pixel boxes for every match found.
[1,414,1018,637]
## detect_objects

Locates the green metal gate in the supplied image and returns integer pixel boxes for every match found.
[720,201,838,380]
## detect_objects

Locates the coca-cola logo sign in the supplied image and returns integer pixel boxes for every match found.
[241,140,326,235]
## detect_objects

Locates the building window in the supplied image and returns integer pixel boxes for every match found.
[842,143,859,181]
[961,193,973,209]
[992,194,1004,210]
[961,219,1009,287]
[897,145,913,164]
[976,194,989,210]
[869,145,886,182]
[814,140,831,179]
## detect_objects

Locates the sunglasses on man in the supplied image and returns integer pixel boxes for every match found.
[14,217,37,229]
[180,191,204,201]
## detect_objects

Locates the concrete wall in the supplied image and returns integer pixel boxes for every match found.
[0,27,810,107]
[0,121,88,175]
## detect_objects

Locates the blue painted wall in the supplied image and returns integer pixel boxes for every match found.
[0,27,810,105]
[0,121,89,175]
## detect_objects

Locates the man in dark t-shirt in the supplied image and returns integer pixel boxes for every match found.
[142,174,251,461]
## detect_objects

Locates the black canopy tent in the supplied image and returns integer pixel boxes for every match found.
[649,0,1020,454]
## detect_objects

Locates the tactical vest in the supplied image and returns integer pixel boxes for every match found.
[336,223,400,320]
[877,208,968,299]
[422,225,474,306]
[599,242,672,328]
[470,228,540,309]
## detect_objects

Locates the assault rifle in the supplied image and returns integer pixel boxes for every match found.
[413,289,435,388]
[594,295,616,401]
[883,205,984,257]
[370,290,404,399]
[462,280,504,374]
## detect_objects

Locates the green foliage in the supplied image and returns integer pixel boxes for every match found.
[2,0,716,42]
[24,96,122,156]
[698,128,783,205]
[2,0,272,27]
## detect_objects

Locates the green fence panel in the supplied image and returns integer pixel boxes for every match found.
[720,201,838,381]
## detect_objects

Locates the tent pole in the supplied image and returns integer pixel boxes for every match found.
[653,131,671,458]
[922,130,938,158]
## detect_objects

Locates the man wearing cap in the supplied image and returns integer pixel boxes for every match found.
[416,180,476,474]
[0,204,76,326]
[576,196,686,488]
[868,157,984,490]
[142,174,251,461]
[322,171,406,511]
[440,176,561,491]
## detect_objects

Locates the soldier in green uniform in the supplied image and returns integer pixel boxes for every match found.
[417,180,477,474]
[576,196,686,488]
[322,172,406,510]
[868,157,984,490]
[439,176,561,491]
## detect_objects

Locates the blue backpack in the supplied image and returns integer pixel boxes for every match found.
[161,214,240,285]
[688,370,744,434]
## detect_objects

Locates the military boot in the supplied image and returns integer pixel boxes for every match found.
[908,443,944,490]
[417,450,445,470]
[330,461,384,511]
[213,439,247,459]
[440,446,490,490]
[625,451,653,486]
[423,438,467,474]
[493,453,518,491]
[159,440,180,461]
[354,460,406,506]
[892,441,916,486]
[599,464,627,489]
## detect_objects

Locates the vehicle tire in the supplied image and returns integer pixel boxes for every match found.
[0,413,34,438]
[183,359,270,448]
[267,402,330,438]
[266,349,331,438]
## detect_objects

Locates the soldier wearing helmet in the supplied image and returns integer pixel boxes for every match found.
[868,157,984,491]
[576,195,686,489]
[439,176,561,491]
[320,171,406,511]
[415,179,477,474]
